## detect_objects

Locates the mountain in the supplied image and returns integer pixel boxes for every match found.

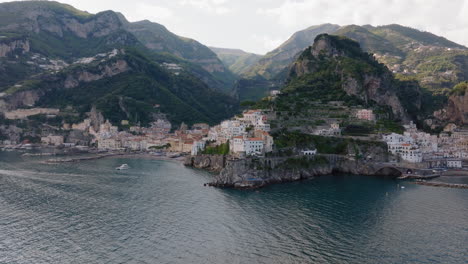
[0,1,238,127]
[338,25,467,95]
[237,24,468,102]
[243,23,341,80]
[286,34,418,120]
[210,47,262,76]
[256,34,423,134]
[124,20,237,92]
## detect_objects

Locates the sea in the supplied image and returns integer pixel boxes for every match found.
[0,150,467,264]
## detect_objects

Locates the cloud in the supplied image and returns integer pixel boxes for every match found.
[133,3,174,21]
[251,34,285,54]
[179,0,232,14]
[257,0,468,47]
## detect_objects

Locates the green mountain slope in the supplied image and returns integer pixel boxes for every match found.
[0,1,239,126]
[255,34,425,135]
[124,20,237,92]
[2,48,238,126]
[243,23,340,80]
[238,23,468,102]
[0,1,236,93]
[210,47,262,75]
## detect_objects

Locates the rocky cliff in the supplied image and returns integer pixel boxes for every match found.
[434,82,468,125]
[198,156,400,189]
[184,155,227,173]
[287,34,420,121]
[0,38,30,57]
[185,138,397,189]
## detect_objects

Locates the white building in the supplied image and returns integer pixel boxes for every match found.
[240,110,265,126]
[244,138,264,155]
[220,120,246,138]
[230,136,265,156]
[447,160,462,168]
[313,123,341,137]
[98,138,121,150]
[302,149,317,156]
[384,133,422,163]
[255,119,271,132]
[41,135,64,146]
[231,136,245,153]
[191,140,206,155]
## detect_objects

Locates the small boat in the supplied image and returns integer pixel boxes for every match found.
[116,164,130,170]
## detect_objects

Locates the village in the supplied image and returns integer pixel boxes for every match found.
[2,103,468,171]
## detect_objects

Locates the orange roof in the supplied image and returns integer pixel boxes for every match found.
[247,137,263,141]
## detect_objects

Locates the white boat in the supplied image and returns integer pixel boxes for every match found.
[116,164,130,170]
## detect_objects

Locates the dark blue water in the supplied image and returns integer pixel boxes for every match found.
[0,151,467,264]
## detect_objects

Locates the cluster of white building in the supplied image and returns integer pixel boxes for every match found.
[383,121,467,168]
[96,119,172,151]
[207,109,273,156]
[95,119,212,155]
[313,123,341,137]
[383,122,437,163]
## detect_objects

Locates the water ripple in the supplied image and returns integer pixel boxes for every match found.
[0,153,467,263]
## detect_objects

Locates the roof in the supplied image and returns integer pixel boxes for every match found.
[247,137,263,141]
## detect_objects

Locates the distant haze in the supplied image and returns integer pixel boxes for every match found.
[3,0,467,54]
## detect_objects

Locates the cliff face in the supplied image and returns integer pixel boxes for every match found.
[184,155,227,173]
[209,157,398,189]
[435,95,468,125]
[0,2,122,39]
[242,24,341,80]
[0,38,30,57]
[433,82,468,126]
[63,59,130,89]
[288,34,419,121]
[184,140,396,189]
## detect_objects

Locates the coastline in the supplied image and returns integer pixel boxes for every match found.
[6,147,467,189]
[185,154,468,190]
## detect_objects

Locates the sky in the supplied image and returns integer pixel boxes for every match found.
[6,0,468,54]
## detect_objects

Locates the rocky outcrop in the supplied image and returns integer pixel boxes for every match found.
[64,60,129,88]
[289,34,414,121]
[0,2,123,39]
[186,148,397,189]
[184,155,227,173]
[242,24,341,80]
[0,39,30,57]
[7,90,42,109]
[434,82,468,126]
[342,75,408,119]
[210,157,399,189]
[435,94,468,125]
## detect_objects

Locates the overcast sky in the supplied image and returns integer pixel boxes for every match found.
[7,0,468,54]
